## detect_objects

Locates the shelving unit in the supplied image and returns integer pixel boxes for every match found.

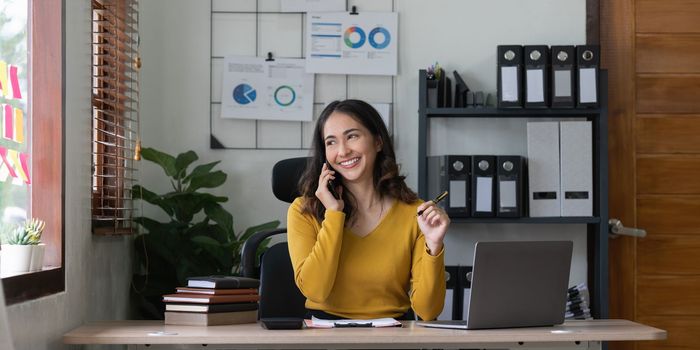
[417,69,609,319]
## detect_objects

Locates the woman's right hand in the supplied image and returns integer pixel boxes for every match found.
[315,162,344,212]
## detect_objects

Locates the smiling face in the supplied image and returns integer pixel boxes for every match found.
[322,111,382,185]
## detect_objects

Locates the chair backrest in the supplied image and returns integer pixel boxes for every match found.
[258,242,307,318]
[241,157,310,319]
[272,157,309,203]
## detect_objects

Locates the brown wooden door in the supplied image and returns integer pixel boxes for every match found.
[602,0,700,349]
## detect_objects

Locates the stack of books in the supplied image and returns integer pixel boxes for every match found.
[163,276,261,326]
[565,283,592,320]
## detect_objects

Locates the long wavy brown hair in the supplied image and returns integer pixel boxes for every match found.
[298,99,418,225]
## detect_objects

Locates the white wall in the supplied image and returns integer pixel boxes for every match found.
[6,1,132,349]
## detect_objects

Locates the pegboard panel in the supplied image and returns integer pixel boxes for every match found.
[209,0,395,149]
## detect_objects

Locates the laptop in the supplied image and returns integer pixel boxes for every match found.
[418,240,573,330]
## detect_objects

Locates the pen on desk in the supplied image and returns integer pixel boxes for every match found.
[417,191,448,216]
[334,322,373,328]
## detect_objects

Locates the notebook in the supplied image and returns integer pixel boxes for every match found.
[418,240,573,330]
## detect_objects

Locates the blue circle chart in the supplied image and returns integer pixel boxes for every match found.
[369,27,391,49]
[274,85,296,107]
[344,26,366,49]
[233,83,257,105]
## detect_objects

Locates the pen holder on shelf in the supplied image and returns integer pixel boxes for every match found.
[426,68,451,108]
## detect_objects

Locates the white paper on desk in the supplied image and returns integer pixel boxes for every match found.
[281,0,345,12]
[220,56,314,121]
[308,316,401,328]
[306,12,398,75]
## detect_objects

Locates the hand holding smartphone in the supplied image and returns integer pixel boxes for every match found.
[325,161,341,200]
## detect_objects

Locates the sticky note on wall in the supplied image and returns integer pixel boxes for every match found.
[0,61,8,97]
[2,104,13,140]
[9,65,21,99]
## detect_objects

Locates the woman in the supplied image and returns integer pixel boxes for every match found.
[287,99,450,321]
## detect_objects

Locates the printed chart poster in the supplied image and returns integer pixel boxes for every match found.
[306,12,398,76]
[220,57,314,121]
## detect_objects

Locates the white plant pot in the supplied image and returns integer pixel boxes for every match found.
[30,243,45,272]
[1,244,33,275]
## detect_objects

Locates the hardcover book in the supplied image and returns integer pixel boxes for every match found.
[175,287,258,295]
[165,302,258,313]
[163,293,260,304]
[186,276,260,289]
[164,310,258,326]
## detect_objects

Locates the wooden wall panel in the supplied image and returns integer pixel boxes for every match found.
[637,156,700,194]
[636,115,700,153]
[638,316,700,350]
[637,196,700,234]
[636,35,700,73]
[639,236,700,275]
[637,75,700,114]
[638,276,700,315]
[636,0,700,33]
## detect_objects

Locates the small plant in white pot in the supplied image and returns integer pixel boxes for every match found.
[0,218,45,275]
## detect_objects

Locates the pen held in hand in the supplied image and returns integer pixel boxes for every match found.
[417,190,448,216]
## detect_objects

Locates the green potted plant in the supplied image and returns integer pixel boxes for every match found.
[0,218,45,275]
[131,147,279,319]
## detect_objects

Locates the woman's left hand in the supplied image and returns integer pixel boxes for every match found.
[416,201,450,256]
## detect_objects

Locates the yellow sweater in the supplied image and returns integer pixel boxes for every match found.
[287,197,446,320]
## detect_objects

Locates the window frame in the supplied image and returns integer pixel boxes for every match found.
[2,0,64,305]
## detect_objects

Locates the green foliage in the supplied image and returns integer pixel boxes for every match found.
[1,218,44,245]
[131,147,279,319]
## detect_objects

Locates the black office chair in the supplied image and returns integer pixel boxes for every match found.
[240,157,309,319]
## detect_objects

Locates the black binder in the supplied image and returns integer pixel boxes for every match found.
[444,75,452,108]
[576,45,600,108]
[457,265,473,320]
[442,265,473,321]
[428,155,470,217]
[550,45,576,108]
[453,71,470,108]
[524,45,550,108]
[444,266,460,320]
[471,155,496,217]
[497,45,523,108]
[496,155,524,217]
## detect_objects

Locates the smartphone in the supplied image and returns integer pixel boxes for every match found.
[325,160,341,199]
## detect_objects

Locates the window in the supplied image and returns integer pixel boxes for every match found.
[1,2,30,233]
[91,0,140,236]
[1,0,64,304]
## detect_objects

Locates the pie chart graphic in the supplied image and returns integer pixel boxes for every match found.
[369,27,391,49]
[344,26,366,49]
[233,83,257,105]
[274,85,296,107]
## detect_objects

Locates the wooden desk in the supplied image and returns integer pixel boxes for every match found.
[63,319,665,349]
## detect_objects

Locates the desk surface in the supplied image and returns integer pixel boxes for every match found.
[63,319,665,348]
